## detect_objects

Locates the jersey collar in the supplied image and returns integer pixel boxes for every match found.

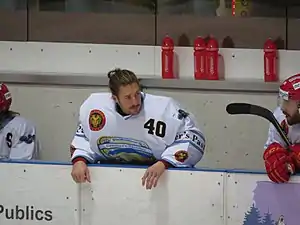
[116,92,145,119]
[0,111,17,130]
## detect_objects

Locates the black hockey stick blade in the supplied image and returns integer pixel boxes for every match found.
[226,103,292,150]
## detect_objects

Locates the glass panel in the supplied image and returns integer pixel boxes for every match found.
[156,0,287,49]
[287,2,300,50]
[28,0,156,45]
[1,0,295,50]
[0,0,28,41]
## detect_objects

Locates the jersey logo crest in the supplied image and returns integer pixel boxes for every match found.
[96,136,156,164]
[178,109,189,120]
[174,150,188,163]
[20,134,35,144]
[89,109,106,131]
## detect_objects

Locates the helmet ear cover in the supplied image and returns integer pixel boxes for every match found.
[0,83,12,112]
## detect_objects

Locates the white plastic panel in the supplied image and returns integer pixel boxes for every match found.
[0,162,78,225]
[226,171,300,225]
[80,166,225,225]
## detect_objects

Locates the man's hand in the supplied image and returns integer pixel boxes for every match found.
[290,144,300,168]
[141,161,166,190]
[263,142,295,183]
[71,160,91,183]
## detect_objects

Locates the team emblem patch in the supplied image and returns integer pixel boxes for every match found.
[178,109,189,120]
[89,109,106,131]
[174,150,188,163]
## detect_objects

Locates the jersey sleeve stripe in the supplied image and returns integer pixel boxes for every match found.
[168,140,204,154]
[189,129,206,142]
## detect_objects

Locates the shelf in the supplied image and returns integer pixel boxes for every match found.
[1,72,280,94]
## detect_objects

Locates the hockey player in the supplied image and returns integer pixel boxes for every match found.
[0,83,39,160]
[264,74,300,183]
[70,68,205,189]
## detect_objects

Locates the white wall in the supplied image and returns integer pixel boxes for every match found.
[1,162,299,225]
[1,41,300,80]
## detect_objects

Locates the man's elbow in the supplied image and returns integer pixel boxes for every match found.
[190,149,205,167]
[189,139,205,167]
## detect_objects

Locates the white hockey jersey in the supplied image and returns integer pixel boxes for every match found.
[70,92,205,167]
[264,106,300,149]
[0,114,39,160]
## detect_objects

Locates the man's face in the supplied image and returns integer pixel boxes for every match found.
[280,99,300,125]
[114,83,142,115]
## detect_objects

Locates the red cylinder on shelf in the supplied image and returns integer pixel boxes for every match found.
[194,36,207,80]
[264,38,278,82]
[232,0,236,16]
[206,37,219,80]
[161,35,175,79]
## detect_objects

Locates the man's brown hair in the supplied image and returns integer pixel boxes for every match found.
[107,68,140,96]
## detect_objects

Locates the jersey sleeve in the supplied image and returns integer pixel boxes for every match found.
[9,117,40,160]
[70,122,97,163]
[264,107,287,149]
[161,100,205,168]
[70,97,97,164]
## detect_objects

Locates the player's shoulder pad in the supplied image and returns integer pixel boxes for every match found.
[80,92,112,110]
[166,98,191,120]
[11,115,36,131]
[143,93,173,111]
[145,93,192,120]
[144,93,172,103]
[10,116,37,143]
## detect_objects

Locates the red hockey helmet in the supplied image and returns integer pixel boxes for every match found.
[0,83,12,112]
[279,74,300,101]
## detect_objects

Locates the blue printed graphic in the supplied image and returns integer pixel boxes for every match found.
[243,204,262,225]
[96,136,156,163]
[242,181,300,225]
[19,134,35,144]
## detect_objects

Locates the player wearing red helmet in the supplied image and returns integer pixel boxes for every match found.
[264,74,300,183]
[0,83,39,160]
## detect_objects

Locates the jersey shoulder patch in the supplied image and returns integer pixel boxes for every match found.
[19,134,36,144]
[177,109,189,120]
[89,109,106,131]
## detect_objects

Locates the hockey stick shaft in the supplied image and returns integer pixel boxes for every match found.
[226,103,292,151]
